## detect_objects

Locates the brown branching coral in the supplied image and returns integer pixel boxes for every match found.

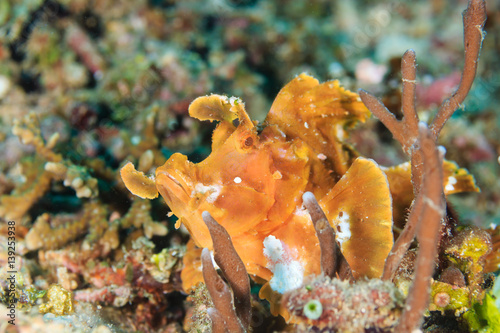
[395,124,445,331]
[302,191,352,281]
[201,249,243,333]
[359,0,486,191]
[25,198,167,252]
[200,211,251,333]
[428,0,487,141]
[302,191,337,279]
[358,0,487,330]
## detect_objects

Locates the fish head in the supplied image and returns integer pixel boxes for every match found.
[155,95,276,248]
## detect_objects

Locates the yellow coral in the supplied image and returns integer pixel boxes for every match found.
[25,201,107,251]
[39,284,74,316]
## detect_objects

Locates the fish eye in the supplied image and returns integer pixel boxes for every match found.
[244,136,253,147]
[236,130,257,151]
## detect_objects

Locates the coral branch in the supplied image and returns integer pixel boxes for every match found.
[400,50,419,140]
[382,196,423,281]
[430,0,487,139]
[360,1,485,330]
[12,113,62,162]
[359,49,419,155]
[363,0,486,285]
[202,211,251,331]
[207,308,228,333]
[201,248,244,333]
[25,201,107,251]
[395,123,445,332]
[302,192,337,278]
[358,90,404,147]
[338,257,354,282]
[302,192,354,281]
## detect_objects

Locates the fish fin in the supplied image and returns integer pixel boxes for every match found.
[319,157,393,279]
[120,162,158,199]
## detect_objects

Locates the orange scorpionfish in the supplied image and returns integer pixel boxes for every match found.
[121,73,478,306]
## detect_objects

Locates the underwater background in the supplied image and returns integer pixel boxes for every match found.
[0,0,499,332]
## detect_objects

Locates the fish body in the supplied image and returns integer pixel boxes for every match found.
[122,74,396,293]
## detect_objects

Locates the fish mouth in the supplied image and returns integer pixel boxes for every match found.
[156,169,192,208]
[155,155,216,248]
[155,153,194,207]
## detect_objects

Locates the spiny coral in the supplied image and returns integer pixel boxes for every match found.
[25,201,108,251]
[25,198,167,252]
